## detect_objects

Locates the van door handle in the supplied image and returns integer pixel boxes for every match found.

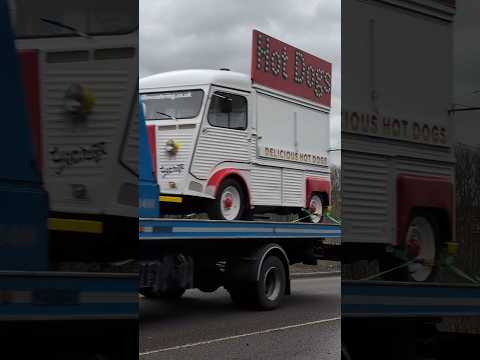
[201,128,209,134]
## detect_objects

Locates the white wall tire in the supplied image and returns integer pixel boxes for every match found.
[208,178,246,221]
[307,194,324,223]
[406,216,437,282]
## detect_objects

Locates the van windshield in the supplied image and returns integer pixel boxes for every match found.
[141,90,204,121]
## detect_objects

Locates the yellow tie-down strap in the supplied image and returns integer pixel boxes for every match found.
[48,218,103,234]
[159,195,183,203]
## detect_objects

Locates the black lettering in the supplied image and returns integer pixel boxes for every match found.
[422,124,430,141]
[413,122,421,140]
[383,117,391,136]
[371,115,378,133]
[351,112,360,131]
[401,120,409,138]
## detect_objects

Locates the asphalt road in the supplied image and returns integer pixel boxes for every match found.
[139,276,340,360]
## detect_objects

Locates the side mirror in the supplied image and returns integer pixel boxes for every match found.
[220,98,233,114]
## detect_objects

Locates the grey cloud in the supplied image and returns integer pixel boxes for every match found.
[140,0,341,146]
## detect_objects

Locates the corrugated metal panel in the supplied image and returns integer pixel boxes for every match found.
[39,54,136,214]
[342,153,392,244]
[282,169,305,207]
[342,133,454,163]
[42,66,131,178]
[395,159,454,178]
[156,126,195,181]
[251,166,282,206]
[191,127,250,179]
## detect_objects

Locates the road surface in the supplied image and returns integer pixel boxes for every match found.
[140,276,340,360]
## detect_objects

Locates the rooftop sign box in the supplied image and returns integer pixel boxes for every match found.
[251,30,332,108]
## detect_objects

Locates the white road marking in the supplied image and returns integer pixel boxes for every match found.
[139,316,341,356]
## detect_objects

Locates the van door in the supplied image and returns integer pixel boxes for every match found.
[190,88,250,180]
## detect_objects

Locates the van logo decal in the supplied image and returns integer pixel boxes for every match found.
[159,164,185,178]
[49,142,107,175]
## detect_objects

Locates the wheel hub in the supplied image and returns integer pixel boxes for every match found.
[220,185,241,220]
[406,217,436,282]
[264,267,281,301]
[223,194,233,209]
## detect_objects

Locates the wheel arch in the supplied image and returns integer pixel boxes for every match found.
[397,174,454,246]
[226,243,291,295]
[306,177,331,208]
[206,168,251,206]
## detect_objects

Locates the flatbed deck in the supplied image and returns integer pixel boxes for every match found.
[139,218,342,240]
[0,271,137,321]
[342,280,480,318]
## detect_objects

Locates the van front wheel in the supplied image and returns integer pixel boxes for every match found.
[208,178,246,221]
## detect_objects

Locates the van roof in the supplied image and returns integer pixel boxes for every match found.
[140,69,252,92]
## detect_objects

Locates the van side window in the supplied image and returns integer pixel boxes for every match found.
[207,91,247,130]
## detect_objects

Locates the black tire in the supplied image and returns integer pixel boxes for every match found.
[227,256,286,310]
[207,178,247,221]
[252,256,287,310]
[139,287,186,299]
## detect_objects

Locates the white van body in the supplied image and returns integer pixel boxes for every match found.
[140,69,331,220]
[342,0,455,281]
[13,1,138,240]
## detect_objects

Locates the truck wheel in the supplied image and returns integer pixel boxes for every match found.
[405,215,439,282]
[253,255,286,310]
[208,178,246,221]
[139,287,186,299]
[305,194,324,223]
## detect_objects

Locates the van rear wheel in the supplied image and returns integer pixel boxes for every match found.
[303,194,324,223]
[405,215,439,282]
[208,178,246,221]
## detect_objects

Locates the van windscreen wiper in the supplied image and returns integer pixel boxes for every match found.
[156,111,177,120]
[40,18,92,39]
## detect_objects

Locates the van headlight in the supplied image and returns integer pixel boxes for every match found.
[64,83,95,120]
[165,139,180,155]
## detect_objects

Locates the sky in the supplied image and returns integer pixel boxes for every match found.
[139,0,341,152]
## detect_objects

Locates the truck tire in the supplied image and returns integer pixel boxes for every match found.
[208,178,246,221]
[228,256,286,310]
[139,287,186,299]
[254,255,286,310]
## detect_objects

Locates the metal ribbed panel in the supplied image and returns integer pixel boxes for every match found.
[342,153,392,244]
[191,127,250,179]
[395,160,454,178]
[282,169,305,207]
[155,127,195,181]
[251,166,282,206]
[42,65,130,178]
[342,133,454,163]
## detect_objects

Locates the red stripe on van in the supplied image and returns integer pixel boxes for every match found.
[18,50,42,174]
[147,125,157,177]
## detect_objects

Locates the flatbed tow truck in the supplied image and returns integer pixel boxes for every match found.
[138,99,341,309]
